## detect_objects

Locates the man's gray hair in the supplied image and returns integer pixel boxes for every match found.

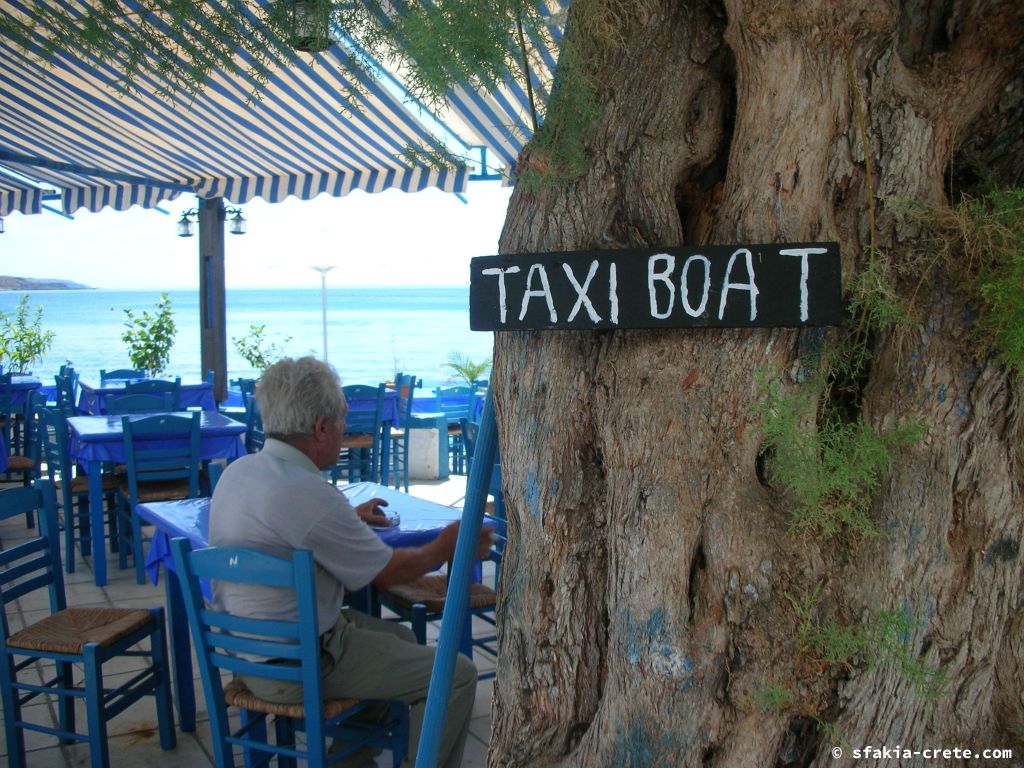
[256,356,347,439]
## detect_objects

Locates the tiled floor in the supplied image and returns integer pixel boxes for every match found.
[0,474,494,767]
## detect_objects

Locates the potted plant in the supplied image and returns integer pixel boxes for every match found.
[122,292,177,376]
[0,294,55,374]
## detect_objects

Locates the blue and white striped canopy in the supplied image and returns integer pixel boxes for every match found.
[0,0,564,217]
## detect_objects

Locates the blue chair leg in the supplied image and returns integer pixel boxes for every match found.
[411,604,428,645]
[2,660,27,768]
[57,660,76,743]
[240,710,269,768]
[151,609,177,750]
[275,716,298,768]
[83,647,111,768]
[131,509,146,584]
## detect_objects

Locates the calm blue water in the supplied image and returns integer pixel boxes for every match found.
[0,287,494,389]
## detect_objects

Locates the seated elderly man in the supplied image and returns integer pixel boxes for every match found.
[209,356,492,768]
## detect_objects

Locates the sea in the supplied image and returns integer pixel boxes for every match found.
[0,287,494,390]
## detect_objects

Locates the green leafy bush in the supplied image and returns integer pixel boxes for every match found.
[753,369,923,539]
[232,324,291,373]
[786,585,946,700]
[122,293,176,376]
[0,294,55,373]
[971,189,1024,378]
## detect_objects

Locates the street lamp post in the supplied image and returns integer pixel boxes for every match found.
[311,265,334,363]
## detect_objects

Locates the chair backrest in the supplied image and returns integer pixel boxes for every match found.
[120,412,202,500]
[433,385,478,421]
[39,407,72,484]
[100,368,145,382]
[342,383,385,435]
[245,395,265,454]
[106,392,175,414]
[170,540,332,759]
[54,373,78,411]
[126,377,182,410]
[0,371,15,446]
[0,483,65,638]
[393,373,420,429]
[19,391,47,468]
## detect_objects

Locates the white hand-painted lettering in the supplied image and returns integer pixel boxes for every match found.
[779,247,827,322]
[609,262,619,324]
[718,248,759,321]
[681,254,711,317]
[519,264,557,322]
[563,260,602,322]
[648,254,676,319]
[482,266,521,324]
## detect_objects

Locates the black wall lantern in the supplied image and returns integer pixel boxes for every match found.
[289,0,337,53]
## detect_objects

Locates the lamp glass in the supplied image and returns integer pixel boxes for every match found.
[176,215,194,237]
[228,211,247,235]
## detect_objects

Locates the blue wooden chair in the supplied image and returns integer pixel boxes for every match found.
[389,373,420,492]
[0,482,176,768]
[39,407,120,573]
[54,368,79,412]
[99,368,145,382]
[125,377,182,410]
[331,382,385,484]
[116,412,202,584]
[170,539,409,768]
[433,385,479,475]
[105,392,175,414]
[244,393,265,454]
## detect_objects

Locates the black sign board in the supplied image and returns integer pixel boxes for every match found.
[469,243,842,331]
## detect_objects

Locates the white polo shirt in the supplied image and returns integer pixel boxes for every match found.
[209,438,392,635]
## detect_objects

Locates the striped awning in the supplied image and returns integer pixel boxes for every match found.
[0,0,564,218]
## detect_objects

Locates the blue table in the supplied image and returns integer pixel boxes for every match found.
[138,481,463,732]
[77,378,217,414]
[66,411,245,586]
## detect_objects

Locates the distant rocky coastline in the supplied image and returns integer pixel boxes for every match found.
[0,276,92,291]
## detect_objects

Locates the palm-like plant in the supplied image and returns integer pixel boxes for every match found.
[443,352,491,387]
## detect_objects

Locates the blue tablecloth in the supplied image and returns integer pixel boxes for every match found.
[77,378,217,414]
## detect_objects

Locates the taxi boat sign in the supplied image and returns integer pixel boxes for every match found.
[469,243,842,331]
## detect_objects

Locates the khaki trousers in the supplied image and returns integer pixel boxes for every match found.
[242,608,478,768]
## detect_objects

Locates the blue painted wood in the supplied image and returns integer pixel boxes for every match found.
[416,387,498,767]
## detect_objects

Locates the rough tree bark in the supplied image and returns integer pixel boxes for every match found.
[488,2,1023,766]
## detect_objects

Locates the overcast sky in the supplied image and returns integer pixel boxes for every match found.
[1,182,512,291]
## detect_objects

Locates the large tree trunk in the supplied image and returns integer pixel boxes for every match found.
[488,2,1023,766]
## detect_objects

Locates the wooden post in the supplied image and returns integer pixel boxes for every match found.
[198,197,227,403]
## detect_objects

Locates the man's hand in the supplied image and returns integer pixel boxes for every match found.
[373,521,498,588]
[434,521,496,561]
[355,497,390,526]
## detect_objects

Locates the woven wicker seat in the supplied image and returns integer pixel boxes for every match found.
[56,472,119,493]
[383,573,497,613]
[119,477,193,502]
[8,607,154,654]
[4,454,34,471]
[223,677,363,719]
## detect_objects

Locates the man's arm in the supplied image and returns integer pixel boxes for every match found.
[373,521,494,588]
